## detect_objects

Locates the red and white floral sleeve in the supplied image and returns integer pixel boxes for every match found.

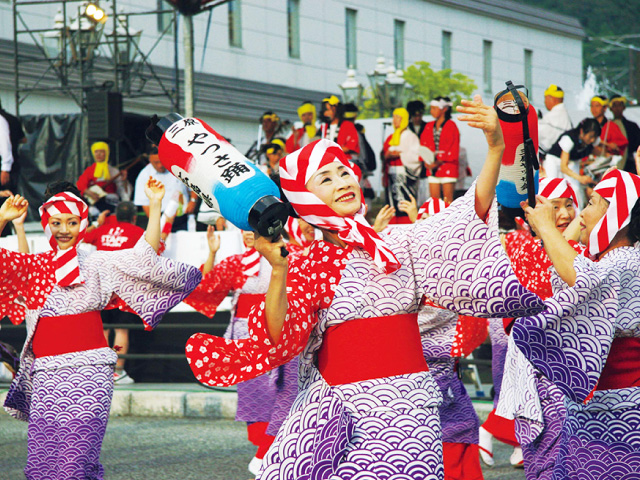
[186,241,348,387]
[183,254,245,318]
[0,249,55,324]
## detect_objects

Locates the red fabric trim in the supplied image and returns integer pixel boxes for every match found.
[255,434,276,459]
[246,421,269,447]
[597,337,640,390]
[482,410,518,447]
[317,313,428,386]
[443,443,484,480]
[31,311,108,358]
[235,294,266,319]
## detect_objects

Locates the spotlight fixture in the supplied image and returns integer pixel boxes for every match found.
[84,3,106,23]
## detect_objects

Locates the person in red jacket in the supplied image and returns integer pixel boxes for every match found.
[76,141,132,214]
[590,95,628,158]
[421,97,460,203]
[320,95,360,160]
[286,101,319,153]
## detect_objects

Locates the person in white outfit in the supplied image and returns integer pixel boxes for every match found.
[539,84,573,178]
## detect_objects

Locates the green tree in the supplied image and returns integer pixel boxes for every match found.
[359,61,477,118]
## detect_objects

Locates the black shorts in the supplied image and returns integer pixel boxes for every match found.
[101,309,140,327]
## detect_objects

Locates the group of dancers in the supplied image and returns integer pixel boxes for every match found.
[2,93,640,480]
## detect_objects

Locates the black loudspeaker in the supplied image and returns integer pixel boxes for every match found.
[87,91,123,142]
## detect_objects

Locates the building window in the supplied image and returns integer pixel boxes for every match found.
[394,20,405,70]
[157,0,173,35]
[442,31,452,70]
[288,0,300,59]
[345,8,357,69]
[228,0,242,48]
[483,40,492,94]
[524,49,533,99]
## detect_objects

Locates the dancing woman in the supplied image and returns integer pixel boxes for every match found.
[1,179,201,480]
[186,96,543,479]
[516,168,640,480]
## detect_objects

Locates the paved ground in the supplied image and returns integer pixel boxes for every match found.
[1,414,526,480]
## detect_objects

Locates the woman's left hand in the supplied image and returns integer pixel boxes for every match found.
[144,177,165,204]
[398,194,418,223]
[520,195,556,237]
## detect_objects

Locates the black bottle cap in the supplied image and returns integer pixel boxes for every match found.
[248,195,289,239]
[145,113,184,145]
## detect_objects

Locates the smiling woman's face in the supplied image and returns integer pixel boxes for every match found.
[305,161,361,217]
[579,192,609,245]
[550,197,576,233]
[48,213,81,249]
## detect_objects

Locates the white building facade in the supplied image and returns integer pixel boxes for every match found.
[0,0,584,152]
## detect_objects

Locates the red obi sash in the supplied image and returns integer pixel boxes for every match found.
[235,294,266,319]
[31,311,108,358]
[317,313,428,386]
[597,337,640,391]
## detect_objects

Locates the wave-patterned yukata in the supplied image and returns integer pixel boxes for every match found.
[2,238,201,480]
[497,230,584,479]
[512,247,640,480]
[419,304,486,480]
[187,186,544,480]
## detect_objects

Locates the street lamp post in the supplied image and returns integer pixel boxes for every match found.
[339,67,363,106]
[364,54,412,116]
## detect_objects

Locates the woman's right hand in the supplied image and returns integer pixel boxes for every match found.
[579,174,594,185]
[0,195,28,222]
[255,234,288,270]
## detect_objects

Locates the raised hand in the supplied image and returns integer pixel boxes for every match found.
[398,194,418,223]
[373,204,396,232]
[457,95,504,151]
[144,176,165,204]
[0,195,28,223]
[206,225,220,254]
[520,195,556,237]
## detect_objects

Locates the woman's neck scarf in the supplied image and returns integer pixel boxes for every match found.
[91,141,111,180]
[389,108,409,147]
[39,192,89,286]
[589,169,640,257]
[297,103,317,140]
[280,139,400,273]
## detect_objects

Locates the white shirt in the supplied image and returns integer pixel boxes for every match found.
[388,129,421,176]
[133,163,191,213]
[538,103,573,153]
[0,115,13,172]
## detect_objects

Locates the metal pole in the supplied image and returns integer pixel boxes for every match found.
[13,0,19,115]
[174,11,180,112]
[183,13,194,117]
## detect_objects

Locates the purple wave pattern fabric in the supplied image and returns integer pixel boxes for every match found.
[489,318,509,408]
[553,386,640,480]
[427,358,479,445]
[512,248,639,404]
[25,359,114,480]
[516,374,566,480]
[266,358,300,436]
[257,365,443,480]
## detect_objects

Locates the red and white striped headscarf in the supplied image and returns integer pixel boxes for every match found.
[285,217,306,247]
[39,192,89,287]
[589,169,640,257]
[539,177,578,207]
[280,139,400,273]
[418,198,449,219]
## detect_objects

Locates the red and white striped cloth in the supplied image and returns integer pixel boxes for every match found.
[39,192,89,287]
[417,198,449,219]
[280,138,400,273]
[539,177,578,207]
[590,169,640,257]
[241,248,261,277]
[285,217,306,247]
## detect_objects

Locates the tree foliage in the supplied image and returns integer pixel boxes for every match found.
[359,61,477,119]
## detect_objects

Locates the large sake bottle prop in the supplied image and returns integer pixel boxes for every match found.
[146,113,289,253]
[494,81,539,209]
